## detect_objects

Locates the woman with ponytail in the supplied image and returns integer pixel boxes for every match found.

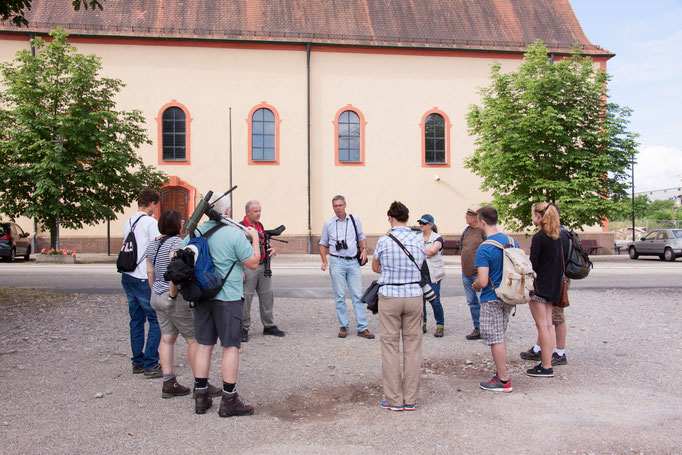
[526,202,563,378]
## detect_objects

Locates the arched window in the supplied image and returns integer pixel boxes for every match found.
[420,108,451,167]
[251,108,276,162]
[334,105,366,166]
[157,101,191,165]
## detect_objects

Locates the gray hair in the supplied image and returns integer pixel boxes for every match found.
[245,200,261,213]
[208,192,231,215]
[332,195,346,204]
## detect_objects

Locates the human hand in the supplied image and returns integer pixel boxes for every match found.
[321,262,328,271]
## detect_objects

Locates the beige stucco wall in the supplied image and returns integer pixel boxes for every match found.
[7,35,597,250]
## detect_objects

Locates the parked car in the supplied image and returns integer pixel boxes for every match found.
[0,221,32,262]
[627,229,682,262]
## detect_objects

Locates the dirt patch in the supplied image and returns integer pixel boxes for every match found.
[0,286,74,308]
[422,356,526,379]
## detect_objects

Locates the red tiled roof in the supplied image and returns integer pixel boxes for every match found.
[0,0,611,55]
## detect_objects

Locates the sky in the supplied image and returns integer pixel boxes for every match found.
[569,0,682,194]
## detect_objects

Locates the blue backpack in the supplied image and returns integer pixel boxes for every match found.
[176,224,236,304]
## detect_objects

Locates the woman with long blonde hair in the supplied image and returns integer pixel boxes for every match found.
[526,202,563,378]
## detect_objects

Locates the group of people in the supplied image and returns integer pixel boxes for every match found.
[120,189,571,417]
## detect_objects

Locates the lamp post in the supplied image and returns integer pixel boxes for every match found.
[50,136,65,250]
[631,155,635,242]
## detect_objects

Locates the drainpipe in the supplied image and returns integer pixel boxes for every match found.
[550,53,555,64]
[30,33,37,254]
[306,43,312,254]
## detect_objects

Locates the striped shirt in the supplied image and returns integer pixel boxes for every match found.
[374,226,425,297]
[145,235,183,294]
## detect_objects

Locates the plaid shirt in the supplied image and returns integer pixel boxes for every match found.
[374,226,425,297]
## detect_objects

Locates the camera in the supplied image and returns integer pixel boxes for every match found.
[420,278,437,303]
[335,240,348,250]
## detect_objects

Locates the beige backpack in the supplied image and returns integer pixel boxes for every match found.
[481,236,536,305]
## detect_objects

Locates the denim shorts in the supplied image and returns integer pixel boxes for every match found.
[193,299,243,348]
[480,300,513,345]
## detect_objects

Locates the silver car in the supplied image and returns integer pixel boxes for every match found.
[627,229,682,262]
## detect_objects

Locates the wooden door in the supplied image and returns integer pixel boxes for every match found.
[160,187,190,235]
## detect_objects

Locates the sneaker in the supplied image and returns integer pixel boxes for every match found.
[194,388,213,415]
[403,404,417,411]
[193,381,222,399]
[218,392,254,417]
[132,364,144,375]
[263,326,285,337]
[520,346,542,361]
[422,323,427,334]
[434,326,444,338]
[380,400,403,411]
[526,363,555,377]
[162,377,190,399]
[552,352,567,366]
[338,327,348,338]
[465,327,481,340]
[143,363,163,379]
[479,374,513,393]
[357,329,375,339]
[241,328,249,343]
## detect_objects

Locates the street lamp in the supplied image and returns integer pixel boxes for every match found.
[631,154,635,242]
[50,136,65,250]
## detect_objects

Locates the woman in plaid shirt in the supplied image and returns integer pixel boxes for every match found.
[372,201,425,411]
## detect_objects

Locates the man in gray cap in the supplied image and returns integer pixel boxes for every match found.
[460,204,486,340]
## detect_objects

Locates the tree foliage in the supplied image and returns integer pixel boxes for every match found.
[0,0,103,27]
[465,40,639,231]
[0,28,166,247]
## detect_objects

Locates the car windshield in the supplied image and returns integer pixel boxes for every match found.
[673,230,682,239]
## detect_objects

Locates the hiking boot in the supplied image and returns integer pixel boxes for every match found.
[143,363,163,379]
[218,392,254,417]
[434,326,444,338]
[422,323,427,334]
[193,381,222,399]
[479,374,512,393]
[357,329,375,339]
[552,352,568,366]
[526,363,555,378]
[162,377,190,399]
[263,326,285,337]
[194,388,213,414]
[132,364,144,375]
[520,347,542,361]
[380,400,403,411]
[338,327,348,338]
[241,328,249,343]
[465,327,481,340]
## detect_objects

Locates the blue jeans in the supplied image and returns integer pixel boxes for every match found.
[329,256,367,331]
[422,280,444,326]
[121,274,160,369]
[462,272,480,328]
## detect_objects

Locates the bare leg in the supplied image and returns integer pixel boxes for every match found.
[185,338,199,378]
[221,346,239,384]
[193,344,214,378]
[529,300,553,369]
[555,321,566,350]
[159,333,178,376]
[490,342,508,381]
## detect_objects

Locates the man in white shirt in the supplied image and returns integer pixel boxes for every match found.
[121,189,162,378]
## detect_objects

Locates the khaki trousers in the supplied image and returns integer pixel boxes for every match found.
[378,295,423,407]
[243,263,275,330]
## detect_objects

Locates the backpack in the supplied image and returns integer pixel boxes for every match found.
[117,215,147,273]
[563,228,593,280]
[481,235,536,305]
[164,224,236,305]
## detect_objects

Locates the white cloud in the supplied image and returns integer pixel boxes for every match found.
[635,145,682,193]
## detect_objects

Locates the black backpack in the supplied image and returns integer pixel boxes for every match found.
[117,215,147,273]
[563,228,593,280]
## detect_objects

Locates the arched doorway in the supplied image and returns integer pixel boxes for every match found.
[158,177,196,236]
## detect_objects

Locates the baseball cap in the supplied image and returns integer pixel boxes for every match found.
[418,214,435,224]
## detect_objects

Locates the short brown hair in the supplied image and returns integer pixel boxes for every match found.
[387,201,409,222]
[477,206,498,226]
[158,210,181,236]
[138,188,160,208]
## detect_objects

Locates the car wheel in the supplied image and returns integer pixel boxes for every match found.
[9,247,16,262]
[664,247,676,262]
[24,245,31,261]
[628,246,639,259]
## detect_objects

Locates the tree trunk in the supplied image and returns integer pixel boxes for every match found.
[48,220,58,250]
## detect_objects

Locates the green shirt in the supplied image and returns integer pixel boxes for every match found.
[182,220,254,302]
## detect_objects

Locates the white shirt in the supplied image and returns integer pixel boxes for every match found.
[121,211,160,279]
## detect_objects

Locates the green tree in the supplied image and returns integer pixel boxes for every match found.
[465,40,639,231]
[0,1,103,27]
[0,28,166,248]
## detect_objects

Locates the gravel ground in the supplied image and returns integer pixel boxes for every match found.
[0,286,680,455]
